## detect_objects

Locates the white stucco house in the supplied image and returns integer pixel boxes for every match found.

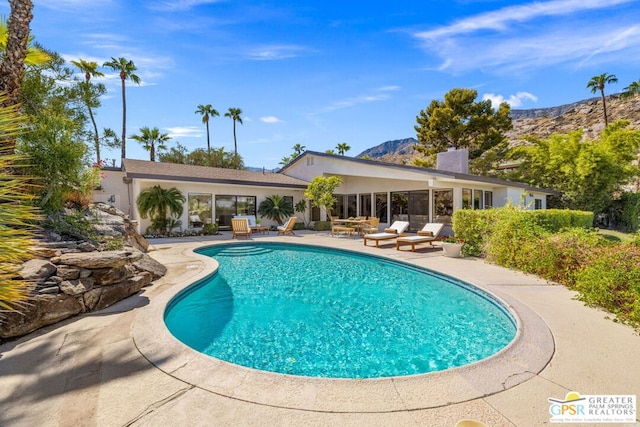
[93,150,554,234]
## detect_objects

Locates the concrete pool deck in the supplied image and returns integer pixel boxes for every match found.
[1,231,639,426]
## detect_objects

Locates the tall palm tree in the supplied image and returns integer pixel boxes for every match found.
[587,73,618,127]
[224,107,243,156]
[0,1,49,151]
[71,59,105,163]
[336,142,351,155]
[0,0,33,111]
[195,104,219,154]
[136,185,185,235]
[103,57,141,161]
[130,126,170,161]
[292,143,306,155]
[621,80,640,100]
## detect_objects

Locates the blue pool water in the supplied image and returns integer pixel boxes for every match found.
[165,243,516,379]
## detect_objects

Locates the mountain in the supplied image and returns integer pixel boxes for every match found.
[356,95,640,163]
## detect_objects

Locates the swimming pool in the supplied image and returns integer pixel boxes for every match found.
[165,242,517,379]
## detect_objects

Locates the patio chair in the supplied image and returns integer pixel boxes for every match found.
[231,218,252,239]
[363,221,409,247]
[277,217,297,235]
[360,217,380,234]
[331,216,355,238]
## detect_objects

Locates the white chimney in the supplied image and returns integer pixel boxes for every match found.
[436,148,469,174]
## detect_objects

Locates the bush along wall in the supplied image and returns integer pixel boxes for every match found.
[453,205,640,328]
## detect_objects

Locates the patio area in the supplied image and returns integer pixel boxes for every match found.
[1,231,638,426]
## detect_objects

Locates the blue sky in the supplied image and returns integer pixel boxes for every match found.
[5,0,640,169]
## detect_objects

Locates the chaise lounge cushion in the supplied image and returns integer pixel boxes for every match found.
[363,221,410,247]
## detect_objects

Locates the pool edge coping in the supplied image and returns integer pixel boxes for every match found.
[132,240,555,413]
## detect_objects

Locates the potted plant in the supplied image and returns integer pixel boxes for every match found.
[441,236,464,258]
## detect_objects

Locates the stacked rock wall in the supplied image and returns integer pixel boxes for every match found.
[0,204,167,340]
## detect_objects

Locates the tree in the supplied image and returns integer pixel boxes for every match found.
[158,141,189,164]
[304,176,343,217]
[0,0,33,111]
[586,73,618,127]
[103,57,140,161]
[414,88,512,174]
[195,104,219,154]
[0,4,49,151]
[71,59,105,163]
[224,107,243,156]
[131,126,170,161]
[508,121,640,214]
[621,79,640,100]
[136,185,185,235]
[336,142,350,155]
[280,144,307,165]
[257,194,294,225]
[325,149,336,155]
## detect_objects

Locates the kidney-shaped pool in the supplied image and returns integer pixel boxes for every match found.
[164,242,517,379]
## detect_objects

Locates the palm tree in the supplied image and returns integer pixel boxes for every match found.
[136,185,185,235]
[103,57,141,161]
[195,104,219,154]
[71,59,105,163]
[258,194,294,225]
[292,143,306,155]
[0,2,49,150]
[621,80,640,100]
[130,126,170,161]
[336,142,351,155]
[224,107,243,156]
[587,73,618,127]
[0,1,32,110]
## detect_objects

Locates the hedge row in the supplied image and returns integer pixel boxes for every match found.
[452,207,594,257]
[453,206,640,328]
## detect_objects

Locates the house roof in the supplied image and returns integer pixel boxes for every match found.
[122,159,310,189]
[280,151,557,195]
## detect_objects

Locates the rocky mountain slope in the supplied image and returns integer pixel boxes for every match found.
[358,95,640,163]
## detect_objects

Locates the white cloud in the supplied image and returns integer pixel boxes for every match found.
[482,92,538,108]
[247,44,308,61]
[164,126,202,139]
[415,0,634,40]
[147,0,223,12]
[412,0,640,74]
[260,116,282,124]
[316,85,399,114]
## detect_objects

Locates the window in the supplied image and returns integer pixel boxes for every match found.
[333,194,345,218]
[188,193,212,228]
[391,192,408,222]
[360,194,372,217]
[408,191,429,231]
[535,198,543,210]
[306,157,314,166]
[484,191,493,208]
[433,189,453,224]
[283,196,294,213]
[215,195,257,229]
[347,194,357,218]
[473,190,483,210]
[462,188,472,209]
[375,193,388,223]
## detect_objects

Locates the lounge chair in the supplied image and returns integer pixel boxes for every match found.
[363,221,409,247]
[277,217,297,235]
[231,218,252,239]
[396,223,445,252]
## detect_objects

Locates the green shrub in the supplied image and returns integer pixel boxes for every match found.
[575,244,640,327]
[202,223,218,235]
[619,193,640,232]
